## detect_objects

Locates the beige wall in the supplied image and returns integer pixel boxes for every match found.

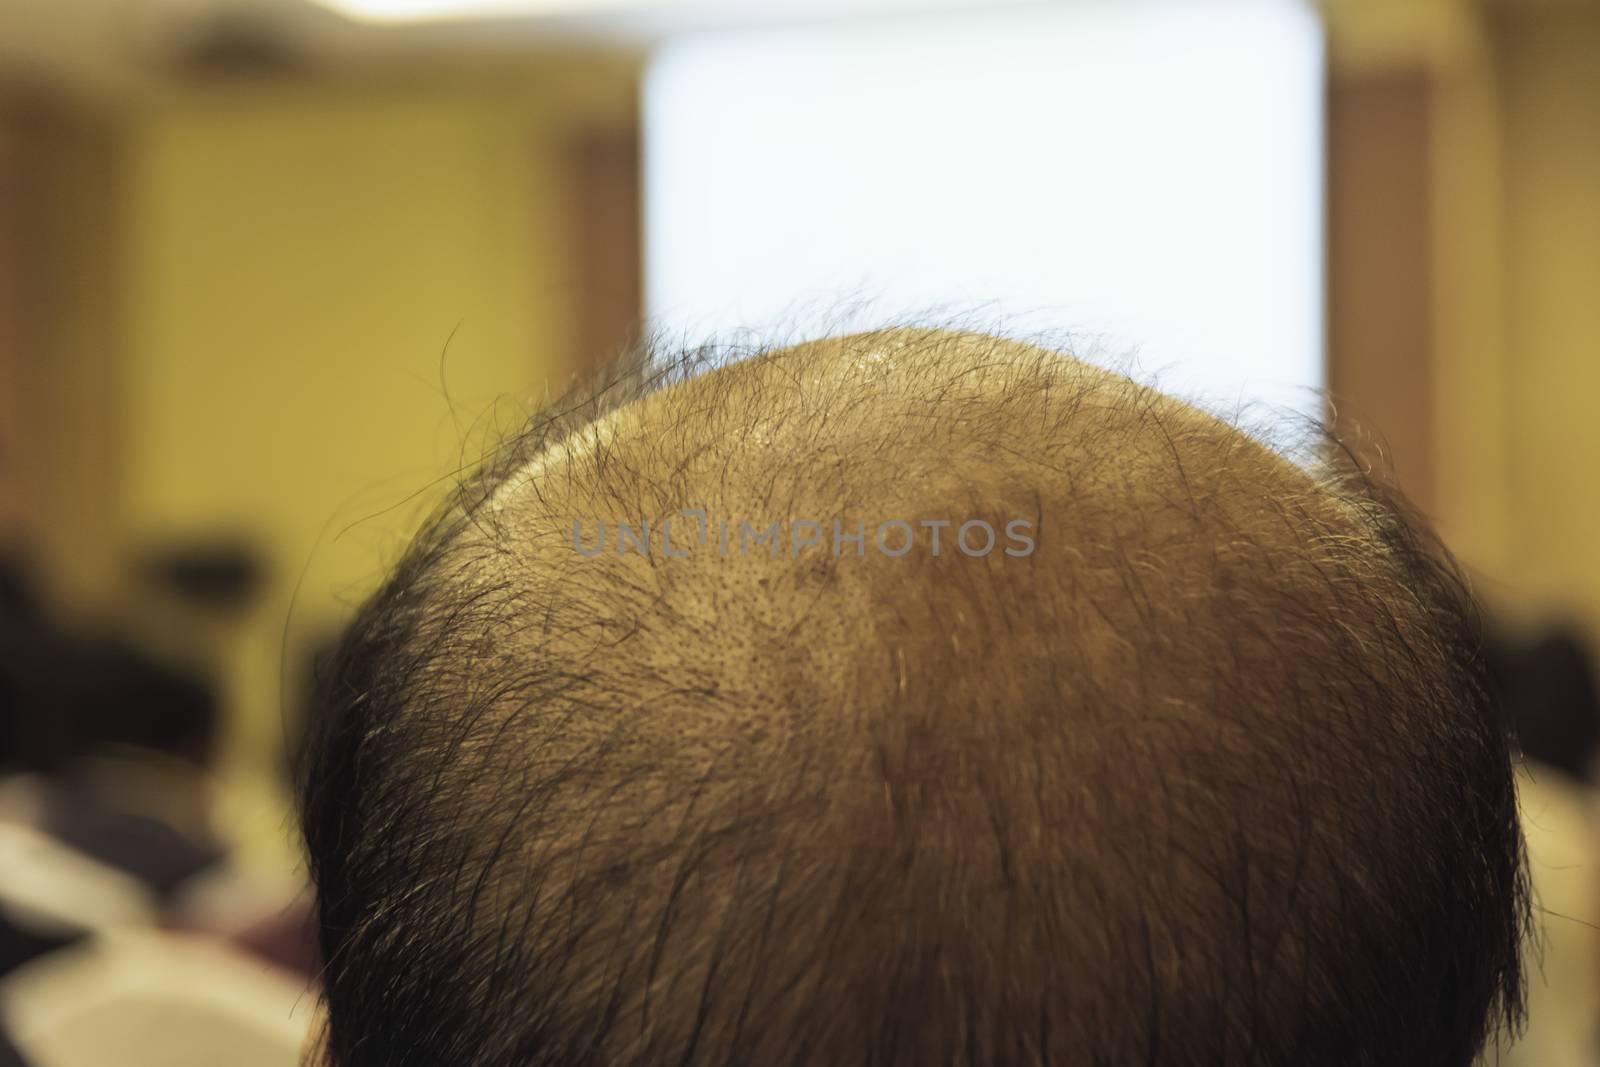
[120,86,547,778]
[1496,9,1600,627]
[116,70,637,797]
[1325,2,1600,634]
[0,65,639,862]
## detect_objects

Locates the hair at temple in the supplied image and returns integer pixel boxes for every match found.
[297,327,1531,1067]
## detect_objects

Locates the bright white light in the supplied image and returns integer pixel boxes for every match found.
[644,1,1325,414]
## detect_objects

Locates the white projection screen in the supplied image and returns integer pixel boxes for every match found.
[642,0,1325,413]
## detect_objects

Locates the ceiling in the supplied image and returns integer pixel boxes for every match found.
[0,0,1034,100]
[3,0,1584,103]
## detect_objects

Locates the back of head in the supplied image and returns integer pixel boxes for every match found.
[300,329,1527,1067]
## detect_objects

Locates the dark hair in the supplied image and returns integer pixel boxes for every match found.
[299,329,1529,1067]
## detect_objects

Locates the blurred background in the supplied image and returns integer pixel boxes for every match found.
[1,0,1597,1062]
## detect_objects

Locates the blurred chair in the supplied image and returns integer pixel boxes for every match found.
[0,927,311,1067]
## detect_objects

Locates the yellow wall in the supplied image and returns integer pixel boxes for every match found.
[1495,10,1600,627]
[106,69,636,851]
[1339,3,1600,635]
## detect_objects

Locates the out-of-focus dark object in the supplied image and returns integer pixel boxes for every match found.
[163,5,313,81]
[35,753,225,902]
[1489,625,1600,783]
[0,911,76,980]
[1,633,220,773]
[132,539,266,619]
[0,557,40,628]
[0,555,46,771]
[0,630,226,898]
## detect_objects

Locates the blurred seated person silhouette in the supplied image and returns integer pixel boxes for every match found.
[0,558,315,1066]
[300,329,1530,1067]
[0,624,225,915]
[1489,625,1600,784]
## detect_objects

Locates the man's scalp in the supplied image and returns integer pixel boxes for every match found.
[300,328,1529,1067]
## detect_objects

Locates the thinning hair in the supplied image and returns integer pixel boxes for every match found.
[299,328,1529,1067]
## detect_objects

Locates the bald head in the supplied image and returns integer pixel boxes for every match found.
[301,330,1527,1067]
